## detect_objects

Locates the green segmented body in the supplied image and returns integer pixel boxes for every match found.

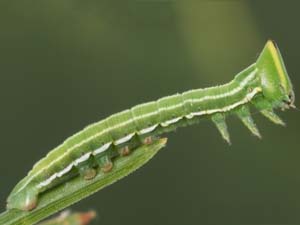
[7,41,295,211]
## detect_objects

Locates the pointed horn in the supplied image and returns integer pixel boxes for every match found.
[212,114,231,145]
[260,109,285,126]
[236,106,261,138]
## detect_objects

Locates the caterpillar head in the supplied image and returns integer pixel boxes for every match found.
[256,40,295,110]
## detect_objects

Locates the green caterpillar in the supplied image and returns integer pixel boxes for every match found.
[7,40,295,211]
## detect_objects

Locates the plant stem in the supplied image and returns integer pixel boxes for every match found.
[0,138,167,225]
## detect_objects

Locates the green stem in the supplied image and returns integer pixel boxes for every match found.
[0,138,167,225]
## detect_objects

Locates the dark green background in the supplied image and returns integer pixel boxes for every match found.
[0,1,299,224]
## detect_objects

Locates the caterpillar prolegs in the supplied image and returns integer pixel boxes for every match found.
[7,41,295,211]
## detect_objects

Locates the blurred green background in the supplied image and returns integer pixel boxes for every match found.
[0,1,299,224]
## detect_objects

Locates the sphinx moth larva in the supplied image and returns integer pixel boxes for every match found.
[6,40,295,211]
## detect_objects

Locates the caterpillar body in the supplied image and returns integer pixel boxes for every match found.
[7,41,295,211]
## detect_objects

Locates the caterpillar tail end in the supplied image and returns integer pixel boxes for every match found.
[6,188,38,211]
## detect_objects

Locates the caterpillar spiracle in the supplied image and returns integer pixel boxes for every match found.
[6,40,295,211]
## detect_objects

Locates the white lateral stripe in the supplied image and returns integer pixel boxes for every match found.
[189,70,257,104]
[74,153,91,166]
[191,87,261,116]
[57,164,73,178]
[185,114,194,119]
[154,70,257,113]
[18,70,258,193]
[38,173,57,188]
[93,142,112,155]
[137,125,158,135]
[114,133,135,145]
[161,117,182,127]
